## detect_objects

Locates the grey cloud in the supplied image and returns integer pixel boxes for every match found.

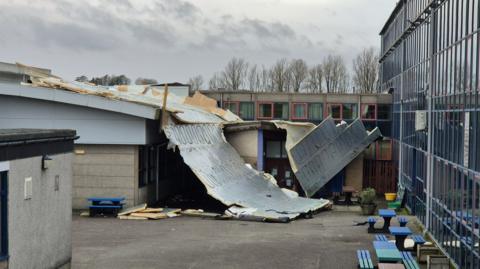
[151,0,201,21]
[242,18,296,40]
[0,1,179,51]
[189,15,311,54]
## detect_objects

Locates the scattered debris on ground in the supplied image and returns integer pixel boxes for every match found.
[117,204,181,220]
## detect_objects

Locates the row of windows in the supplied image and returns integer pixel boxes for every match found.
[223,101,392,122]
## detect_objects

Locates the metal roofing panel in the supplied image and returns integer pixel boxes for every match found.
[164,122,330,220]
[291,119,382,197]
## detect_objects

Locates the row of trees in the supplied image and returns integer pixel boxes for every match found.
[75,75,158,86]
[190,47,379,93]
[74,47,379,94]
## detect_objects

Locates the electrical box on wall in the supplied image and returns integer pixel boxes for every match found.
[415,110,427,131]
[24,177,32,200]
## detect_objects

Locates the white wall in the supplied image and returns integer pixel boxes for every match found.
[225,130,259,167]
[0,95,147,145]
[8,153,72,269]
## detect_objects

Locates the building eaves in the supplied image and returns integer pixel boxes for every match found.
[223,121,278,133]
[0,129,76,144]
[380,0,405,35]
[0,82,160,120]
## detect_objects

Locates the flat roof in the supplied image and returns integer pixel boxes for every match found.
[0,129,76,144]
[201,90,391,97]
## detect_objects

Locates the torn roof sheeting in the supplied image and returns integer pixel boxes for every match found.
[164,122,330,220]
[18,63,240,124]
[290,118,382,197]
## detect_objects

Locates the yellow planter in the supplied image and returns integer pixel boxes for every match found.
[385,193,397,201]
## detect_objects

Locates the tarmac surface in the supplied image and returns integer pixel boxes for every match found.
[72,208,423,269]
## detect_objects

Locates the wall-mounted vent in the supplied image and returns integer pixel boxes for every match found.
[24,177,32,200]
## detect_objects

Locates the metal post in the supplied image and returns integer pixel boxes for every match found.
[161,84,169,128]
[426,6,437,230]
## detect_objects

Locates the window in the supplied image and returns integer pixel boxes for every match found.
[0,171,7,259]
[148,146,156,183]
[224,102,239,115]
[292,103,307,120]
[308,103,323,121]
[361,104,376,119]
[258,103,273,119]
[266,141,288,158]
[239,102,254,120]
[266,141,281,158]
[139,145,159,186]
[377,104,392,120]
[274,103,289,120]
[342,104,358,120]
[328,104,342,119]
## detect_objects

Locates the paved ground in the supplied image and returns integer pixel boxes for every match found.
[72,207,423,269]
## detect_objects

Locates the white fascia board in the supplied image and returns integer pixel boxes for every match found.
[0,83,159,120]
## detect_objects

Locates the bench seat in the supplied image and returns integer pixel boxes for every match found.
[411,235,426,244]
[401,251,420,269]
[398,216,408,227]
[357,249,374,269]
[375,234,388,241]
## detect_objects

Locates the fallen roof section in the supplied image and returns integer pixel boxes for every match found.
[163,122,330,221]
[5,63,240,124]
[289,118,382,197]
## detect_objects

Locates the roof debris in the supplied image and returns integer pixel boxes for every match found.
[163,122,330,221]
[288,118,382,197]
[118,206,181,220]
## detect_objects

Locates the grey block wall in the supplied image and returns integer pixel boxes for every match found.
[72,144,145,209]
[8,153,72,269]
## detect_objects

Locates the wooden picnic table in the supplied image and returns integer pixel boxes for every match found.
[389,226,412,251]
[373,241,403,263]
[379,209,396,232]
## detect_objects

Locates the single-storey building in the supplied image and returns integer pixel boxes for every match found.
[0,62,189,209]
[0,129,76,269]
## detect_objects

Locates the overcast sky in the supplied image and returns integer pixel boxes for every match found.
[0,0,398,83]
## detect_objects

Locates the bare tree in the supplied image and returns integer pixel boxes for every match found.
[208,72,224,90]
[271,58,289,92]
[259,65,272,92]
[289,59,308,92]
[247,64,261,91]
[352,47,379,93]
[135,77,158,85]
[306,64,323,93]
[221,57,248,91]
[323,55,348,93]
[188,75,204,91]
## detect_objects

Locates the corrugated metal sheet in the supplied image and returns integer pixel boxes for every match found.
[15,65,237,124]
[164,122,330,220]
[290,118,382,197]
